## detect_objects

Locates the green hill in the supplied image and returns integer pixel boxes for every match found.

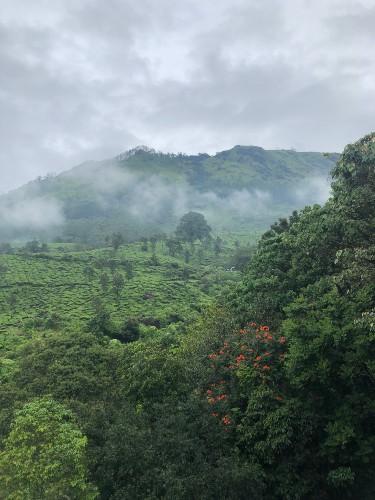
[0,133,372,499]
[0,146,338,243]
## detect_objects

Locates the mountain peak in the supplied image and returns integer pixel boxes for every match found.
[115,145,156,161]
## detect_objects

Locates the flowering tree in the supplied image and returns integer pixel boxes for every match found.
[205,323,287,429]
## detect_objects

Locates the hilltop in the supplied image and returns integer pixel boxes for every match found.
[0,145,339,243]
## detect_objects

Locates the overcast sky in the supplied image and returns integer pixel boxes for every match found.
[0,0,374,193]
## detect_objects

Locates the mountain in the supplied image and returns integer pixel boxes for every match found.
[0,145,339,243]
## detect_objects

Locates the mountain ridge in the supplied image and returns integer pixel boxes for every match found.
[0,145,340,243]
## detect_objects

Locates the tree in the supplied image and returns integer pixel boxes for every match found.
[229,245,255,272]
[184,248,191,264]
[166,238,183,257]
[107,259,117,273]
[220,132,375,498]
[176,212,211,242]
[99,272,109,292]
[0,242,13,254]
[116,318,140,343]
[6,291,17,310]
[0,263,8,279]
[197,247,204,263]
[150,236,157,252]
[141,238,149,252]
[23,240,41,253]
[148,253,160,266]
[123,260,134,279]
[110,232,124,252]
[83,265,95,281]
[87,299,114,337]
[112,272,125,298]
[214,236,223,255]
[0,398,97,499]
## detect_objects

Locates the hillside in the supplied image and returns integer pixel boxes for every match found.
[0,236,245,336]
[0,146,338,243]
[0,133,373,499]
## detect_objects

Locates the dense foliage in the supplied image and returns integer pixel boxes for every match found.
[0,134,373,498]
[223,133,375,497]
[0,398,97,499]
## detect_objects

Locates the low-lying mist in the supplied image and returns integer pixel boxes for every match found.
[0,197,65,234]
[0,160,332,243]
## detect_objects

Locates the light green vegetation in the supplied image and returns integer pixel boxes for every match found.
[0,237,244,336]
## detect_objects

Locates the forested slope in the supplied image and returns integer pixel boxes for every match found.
[0,133,373,499]
[0,146,338,243]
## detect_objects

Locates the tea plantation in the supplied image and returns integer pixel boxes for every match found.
[0,237,247,336]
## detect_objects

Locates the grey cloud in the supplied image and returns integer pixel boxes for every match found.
[0,0,374,193]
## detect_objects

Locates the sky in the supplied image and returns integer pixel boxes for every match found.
[0,0,374,193]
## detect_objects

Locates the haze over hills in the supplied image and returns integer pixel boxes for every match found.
[0,145,339,244]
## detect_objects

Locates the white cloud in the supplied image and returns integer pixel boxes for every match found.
[0,197,65,230]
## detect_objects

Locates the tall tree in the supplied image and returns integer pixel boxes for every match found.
[112,272,125,298]
[176,212,211,242]
[110,232,124,252]
[0,398,97,499]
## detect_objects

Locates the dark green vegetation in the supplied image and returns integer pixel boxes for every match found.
[0,145,338,244]
[0,134,373,499]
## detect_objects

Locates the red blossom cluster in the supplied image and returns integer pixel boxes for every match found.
[236,353,246,363]
[221,415,231,426]
[205,322,287,426]
[207,322,285,374]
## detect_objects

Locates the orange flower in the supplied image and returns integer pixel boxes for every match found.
[217,394,227,401]
[262,365,271,371]
[222,415,231,425]
[236,354,246,363]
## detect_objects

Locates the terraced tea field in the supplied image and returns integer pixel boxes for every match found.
[0,240,242,334]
